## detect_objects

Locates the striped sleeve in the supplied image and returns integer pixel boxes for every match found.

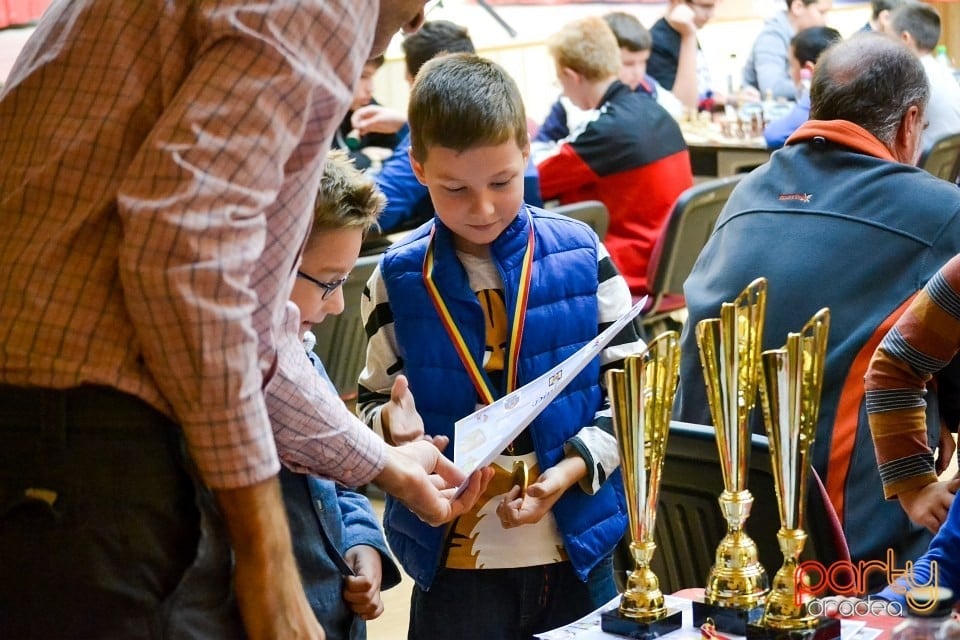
[865,256,960,498]
[357,263,400,440]
[566,243,647,495]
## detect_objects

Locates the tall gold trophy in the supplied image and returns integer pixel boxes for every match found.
[601,332,684,639]
[746,309,840,640]
[691,278,771,634]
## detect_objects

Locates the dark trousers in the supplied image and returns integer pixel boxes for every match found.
[0,385,244,639]
[408,555,616,640]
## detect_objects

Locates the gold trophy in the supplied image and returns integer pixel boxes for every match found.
[746,308,840,640]
[601,331,684,639]
[691,278,771,634]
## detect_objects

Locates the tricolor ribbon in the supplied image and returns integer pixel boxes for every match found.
[422,216,535,405]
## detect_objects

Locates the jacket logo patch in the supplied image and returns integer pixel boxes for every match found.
[779,193,812,203]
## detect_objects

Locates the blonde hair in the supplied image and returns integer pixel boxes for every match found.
[308,150,385,247]
[546,16,620,82]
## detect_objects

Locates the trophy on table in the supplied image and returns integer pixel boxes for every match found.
[746,308,840,640]
[601,331,684,639]
[691,278,771,634]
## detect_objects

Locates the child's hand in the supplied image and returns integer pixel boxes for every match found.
[497,457,586,528]
[380,375,425,445]
[343,545,384,620]
[665,2,697,36]
[351,104,407,136]
[898,477,960,533]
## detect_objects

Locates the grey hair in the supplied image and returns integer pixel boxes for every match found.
[809,33,928,146]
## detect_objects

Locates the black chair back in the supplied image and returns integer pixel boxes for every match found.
[550,200,609,240]
[638,176,743,337]
[919,132,960,185]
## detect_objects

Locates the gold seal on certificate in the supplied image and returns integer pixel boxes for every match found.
[601,331,683,639]
[691,278,771,635]
[746,308,840,640]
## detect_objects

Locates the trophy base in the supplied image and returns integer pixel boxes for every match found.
[745,617,841,640]
[600,607,683,639]
[691,598,764,635]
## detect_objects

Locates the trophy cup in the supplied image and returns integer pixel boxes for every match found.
[691,278,771,634]
[601,331,684,639]
[746,308,840,640]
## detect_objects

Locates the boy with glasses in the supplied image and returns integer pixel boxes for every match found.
[284,149,402,640]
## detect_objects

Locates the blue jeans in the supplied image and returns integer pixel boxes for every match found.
[0,385,244,639]
[408,556,616,640]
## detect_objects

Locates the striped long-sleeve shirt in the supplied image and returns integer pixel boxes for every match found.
[865,254,960,498]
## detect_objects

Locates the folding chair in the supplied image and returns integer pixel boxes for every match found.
[919,132,960,185]
[638,175,744,338]
[549,200,609,240]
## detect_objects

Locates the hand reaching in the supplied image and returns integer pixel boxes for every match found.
[343,545,384,621]
[665,3,697,36]
[380,375,425,445]
[351,104,407,137]
[898,477,960,533]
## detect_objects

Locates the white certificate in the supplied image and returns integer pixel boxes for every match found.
[453,297,647,492]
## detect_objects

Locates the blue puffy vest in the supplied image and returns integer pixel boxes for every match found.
[379,206,627,590]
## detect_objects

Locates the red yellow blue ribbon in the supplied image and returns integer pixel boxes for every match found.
[422,217,535,405]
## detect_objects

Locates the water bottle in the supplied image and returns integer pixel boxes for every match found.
[799,68,812,101]
[891,587,955,640]
[761,88,776,125]
[935,45,952,70]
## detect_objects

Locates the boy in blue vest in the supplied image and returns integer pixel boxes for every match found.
[357,53,645,639]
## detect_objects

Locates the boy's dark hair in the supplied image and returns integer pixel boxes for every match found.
[401,20,476,79]
[408,53,528,163]
[367,54,386,69]
[603,12,652,53]
[787,0,822,9]
[871,0,907,20]
[891,3,941,53]
[791,26,842,67]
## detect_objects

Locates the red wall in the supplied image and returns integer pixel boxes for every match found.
[0,0,52,29]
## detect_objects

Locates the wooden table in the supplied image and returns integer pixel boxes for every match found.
[681,121,772,179]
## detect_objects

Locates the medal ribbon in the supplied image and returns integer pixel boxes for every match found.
[422,217,535,405]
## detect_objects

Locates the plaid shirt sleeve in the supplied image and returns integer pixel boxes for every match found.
[0,0,378,490]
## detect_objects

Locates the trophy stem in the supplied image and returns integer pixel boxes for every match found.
[761,529,819,630]
[705,489,769,609]
[620,540,668,621]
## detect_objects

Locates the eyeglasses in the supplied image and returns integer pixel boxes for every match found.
[297,270,349,300]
